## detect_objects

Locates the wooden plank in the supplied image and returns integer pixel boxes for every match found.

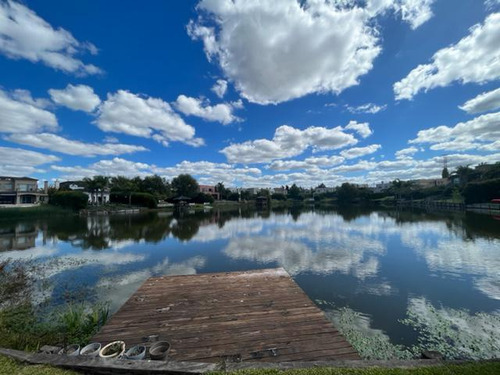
[92,268,359,362]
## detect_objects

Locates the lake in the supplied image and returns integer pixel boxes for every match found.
[1,207,499,358]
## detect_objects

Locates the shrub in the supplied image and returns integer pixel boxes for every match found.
[49,191,88,211]
[110,192,157,208]
[463,178,500,204]
[271,193,287,201]
[192,192,214,204]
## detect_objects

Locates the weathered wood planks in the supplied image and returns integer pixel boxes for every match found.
[92,268,360,362]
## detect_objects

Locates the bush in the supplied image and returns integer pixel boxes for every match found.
[271,193,287,201]
[192,192,214,204]
[463,178,500,204]
[110,192,157,208]
[49,191,88,211]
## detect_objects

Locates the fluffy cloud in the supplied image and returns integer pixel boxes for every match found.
[189,0,382,104]
[174,95,241,125]
[0,146,59,175]
[459,87,500,114]
[221,124,358,164]
[152,160,261,186]
[395,146,419,158]
[365,0,435,29]
[394,13,500,100]
[95,90,203,147]
[211,79,228,98]
[48,84,101,112]
[0,1,101,75]
[340,144,381,159]
[0,89,57,134]
[52,157,152,180]
[345,121,373,138]
[268,155,345,171]
[410,112,500,151]
[345,103,387,114]
[50,157,261,186]
[5,133,147,157]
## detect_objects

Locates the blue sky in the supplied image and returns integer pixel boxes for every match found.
[0,0,499,187]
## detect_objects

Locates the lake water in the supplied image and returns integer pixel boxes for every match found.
[1,207,499,356]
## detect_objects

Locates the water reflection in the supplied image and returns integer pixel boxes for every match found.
[0,207,499,351]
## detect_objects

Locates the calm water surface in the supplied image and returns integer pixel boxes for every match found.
[1,207,499,348]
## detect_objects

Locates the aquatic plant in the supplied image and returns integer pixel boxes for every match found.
[0,259,109,350]
[401,297,500,360]
[325,307,415,360]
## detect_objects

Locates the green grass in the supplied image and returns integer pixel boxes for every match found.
[213,362,500,375]
[0,205,73,220]
[0,355,79,375]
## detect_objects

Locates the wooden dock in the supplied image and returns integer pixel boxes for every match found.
[92,268,359,363]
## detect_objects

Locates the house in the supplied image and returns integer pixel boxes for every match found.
[198,185,220,200]
[0,176,48,206]
[413,178,448,189]
[373,181,392,193]
[59,180,110,204]
[314,186,335,195]
[273,187,287,195]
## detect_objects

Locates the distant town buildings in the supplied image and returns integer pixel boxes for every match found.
[0,176,48,206]
[59,180,110,204]
[198,184,220,200]
[413,178,448,189]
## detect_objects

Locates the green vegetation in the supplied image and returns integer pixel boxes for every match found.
[462,178,500,204]
[110,191,157,208]
[0,355,78,375]
[212,362,500,375]
[49,191,88,211]
[0,259,109,351]
[171,173,199,198]
[0,205,71,220]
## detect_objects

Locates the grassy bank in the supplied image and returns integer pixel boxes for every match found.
[0,355,78,375]
[0,205,73,220]
[215,362,500,375]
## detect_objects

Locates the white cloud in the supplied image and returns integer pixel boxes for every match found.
[397,0,435,30]
[459,87,500,114]
[95,90,203,147]
[395,146,419,158]
[268,155,345,171]
[52,157,152,180]
[0,1,101,75]
[48,84,101,112]
[345,121,373,138]
[365,0,435,29]
[5,133,148,157]
[189,0,382,104]
[152,160,261,186]
[11,89,51,108]
[0,146,59,176]
[394,13,500,100]
[173,95,241,125]
[211,79,228,98]
[485,0,500,10]
[340,144,381,159]
[345,103,387,114]
[410,112,500,151]
[0,89,57,134]
[221,124,358,164]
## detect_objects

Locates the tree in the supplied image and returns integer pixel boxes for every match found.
[171,174,199,198]
[288,184,302,200]
[337,183,359,204]
[442,167,449,179]
[216,182,229,200]
[110,176,138,206]
[142,175,170,197]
